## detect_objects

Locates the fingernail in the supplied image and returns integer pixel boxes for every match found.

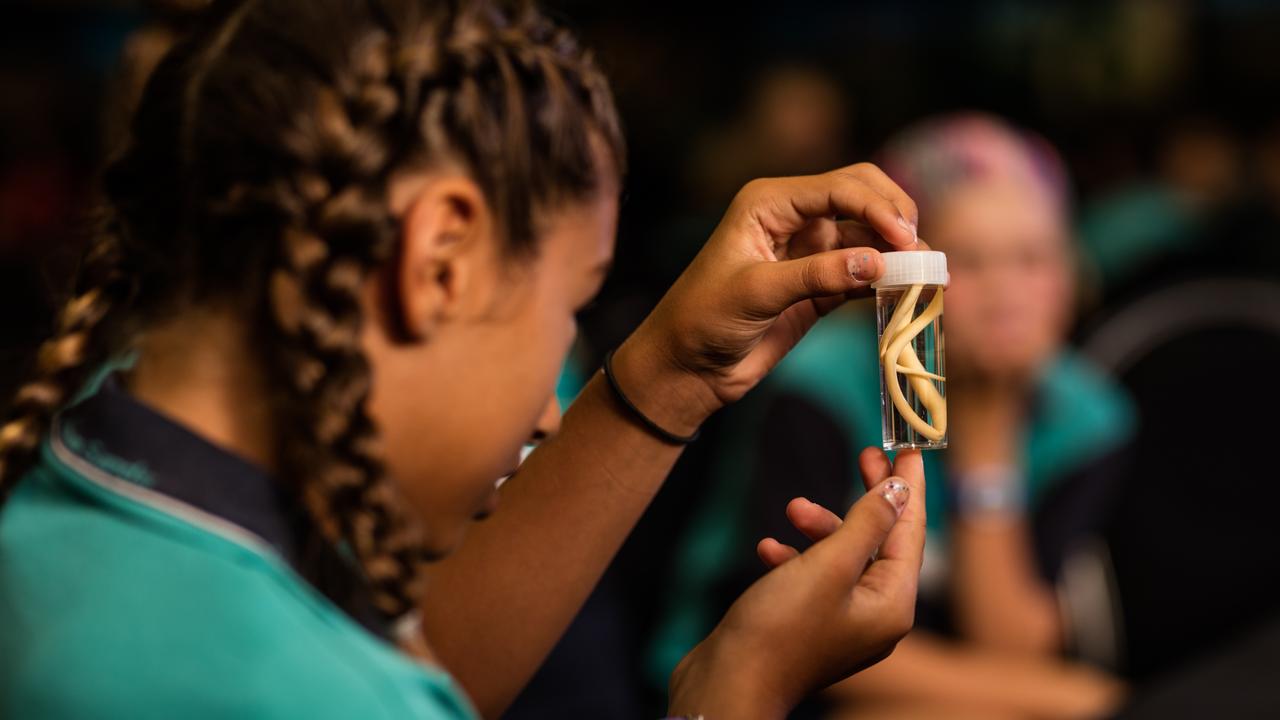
[849,252,877,281]
[879,478,909,516]
[847,254,863,280]
[896,215,920,247]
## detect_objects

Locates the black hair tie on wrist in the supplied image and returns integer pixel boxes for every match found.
[601,348,701,445]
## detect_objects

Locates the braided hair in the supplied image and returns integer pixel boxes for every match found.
[0,0,623,624]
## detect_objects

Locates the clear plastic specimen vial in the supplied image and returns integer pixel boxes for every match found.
[874,251,948,451]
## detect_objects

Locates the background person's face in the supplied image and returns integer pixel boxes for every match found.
[928,179,1073,382]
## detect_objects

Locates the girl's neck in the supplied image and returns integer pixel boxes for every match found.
[124,309,277,472]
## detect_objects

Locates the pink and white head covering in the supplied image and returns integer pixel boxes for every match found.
[876,112,1070,222]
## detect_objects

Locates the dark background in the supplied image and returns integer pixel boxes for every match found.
[6,1,1280,367]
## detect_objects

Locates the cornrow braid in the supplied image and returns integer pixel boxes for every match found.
[1,0,625,631]
[264,82,423,616]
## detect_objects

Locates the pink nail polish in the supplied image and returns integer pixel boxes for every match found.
[880,478,909,515]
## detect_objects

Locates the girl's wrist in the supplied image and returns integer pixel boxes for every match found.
[609,329,720,439]
[667,634,791,720]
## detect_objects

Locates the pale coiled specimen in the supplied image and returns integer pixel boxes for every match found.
[879,284,946,441]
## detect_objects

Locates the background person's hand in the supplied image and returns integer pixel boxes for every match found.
[611,164,920,436]
[667,449,926,719]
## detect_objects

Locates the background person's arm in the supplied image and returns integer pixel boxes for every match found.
[946,382,1063,655]
[828,631,1126,719]
[419,165,921,717]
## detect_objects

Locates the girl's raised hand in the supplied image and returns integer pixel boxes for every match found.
[612,164,920,436]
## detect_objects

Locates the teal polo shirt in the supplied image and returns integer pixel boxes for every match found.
[0,377,476,719]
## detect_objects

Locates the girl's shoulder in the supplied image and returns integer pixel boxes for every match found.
[0,454,476,720]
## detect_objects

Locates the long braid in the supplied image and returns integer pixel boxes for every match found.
[266,84,426,616]
[0,217,133,503]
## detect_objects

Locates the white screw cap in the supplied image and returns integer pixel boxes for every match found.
[872,250,949,288]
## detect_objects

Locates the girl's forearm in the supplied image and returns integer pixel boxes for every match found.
[417,338,712,718]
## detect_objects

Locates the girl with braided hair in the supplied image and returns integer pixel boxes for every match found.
[0,1,928,717]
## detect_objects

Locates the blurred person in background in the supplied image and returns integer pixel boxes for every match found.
[649,113,1132,719]
[688,63,851,209]
[613,62,853,317]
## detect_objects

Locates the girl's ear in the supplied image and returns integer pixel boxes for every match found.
[386,175,492,343]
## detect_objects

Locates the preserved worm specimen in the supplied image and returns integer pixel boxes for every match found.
[874,252,947,450]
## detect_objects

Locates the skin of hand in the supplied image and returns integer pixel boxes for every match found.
[667,449,926,719]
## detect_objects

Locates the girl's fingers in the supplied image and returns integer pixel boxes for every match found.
[787,219,924,261]
[833,220,887,251]
[785,219,885,261]
[739,246,884,318]
[758,498,845,569]
[785,497,843,543]
[732,166,917,249]
[866,450,927,572]
[757,537,800,568]
[806,477,909,586]
[858,446,894,493]
[784,217,840,261]
[833,220,931,253]
[841,163,920,236]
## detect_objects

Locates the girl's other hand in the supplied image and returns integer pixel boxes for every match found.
[668,449,925,719]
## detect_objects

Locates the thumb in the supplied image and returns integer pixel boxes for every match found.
[805,477,909,584]
[744,247,883,317]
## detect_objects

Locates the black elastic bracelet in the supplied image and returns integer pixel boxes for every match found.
[601,348,701,445]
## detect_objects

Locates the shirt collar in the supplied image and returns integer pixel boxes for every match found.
[55,375,392,639]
